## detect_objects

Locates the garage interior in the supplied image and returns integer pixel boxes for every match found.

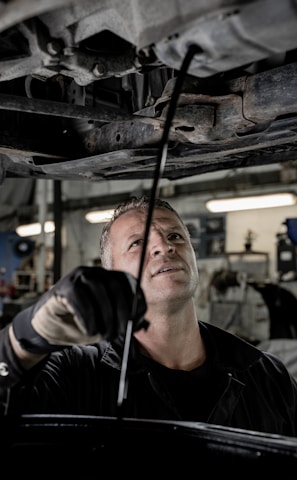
[1,0,297,471]
[1,161,296,350]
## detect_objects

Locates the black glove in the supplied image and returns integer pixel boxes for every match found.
[12,266,148,354]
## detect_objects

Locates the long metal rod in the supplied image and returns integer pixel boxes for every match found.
[116,44,201,416]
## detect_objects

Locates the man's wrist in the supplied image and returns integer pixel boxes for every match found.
[8,325,47,370]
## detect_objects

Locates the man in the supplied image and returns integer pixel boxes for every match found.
[0,196,297,437]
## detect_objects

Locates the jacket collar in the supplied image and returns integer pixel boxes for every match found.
[199,321,263,372]
[100,321,263,373]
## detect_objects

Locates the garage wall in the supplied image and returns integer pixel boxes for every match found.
[61,195,296,279]
[12,178,295,343]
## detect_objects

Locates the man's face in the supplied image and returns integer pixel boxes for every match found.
[109,207,199,306]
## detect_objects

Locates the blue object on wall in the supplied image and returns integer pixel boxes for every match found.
[0,232,35,284]
[285,218,297,245]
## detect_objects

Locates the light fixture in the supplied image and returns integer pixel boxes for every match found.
[206,193,296,213]
[85,209,115,224]
[16,221,55,237]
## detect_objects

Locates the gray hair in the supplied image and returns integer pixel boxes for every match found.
[99,195,186,269]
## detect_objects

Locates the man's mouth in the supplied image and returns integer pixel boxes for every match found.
[153,266,179,276]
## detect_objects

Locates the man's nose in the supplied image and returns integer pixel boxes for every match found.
[151,234,174,256]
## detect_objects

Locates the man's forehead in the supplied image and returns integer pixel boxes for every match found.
[111,207,182,232]
[126,207,179,223]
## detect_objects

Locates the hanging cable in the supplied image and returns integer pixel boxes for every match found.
[117,44,201,416]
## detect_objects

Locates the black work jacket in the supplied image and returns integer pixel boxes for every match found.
[1,321,297,437]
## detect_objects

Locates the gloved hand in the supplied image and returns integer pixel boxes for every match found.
[12,266,148,354]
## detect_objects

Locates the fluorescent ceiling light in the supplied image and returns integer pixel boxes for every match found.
[85,209,115,224]
[206,193,296,213]
[16,221,55,237]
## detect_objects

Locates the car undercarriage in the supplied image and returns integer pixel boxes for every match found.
[0,0,297,182]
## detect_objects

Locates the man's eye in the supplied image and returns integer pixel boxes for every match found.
[168,233,182,241]
[130,239,143,248]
